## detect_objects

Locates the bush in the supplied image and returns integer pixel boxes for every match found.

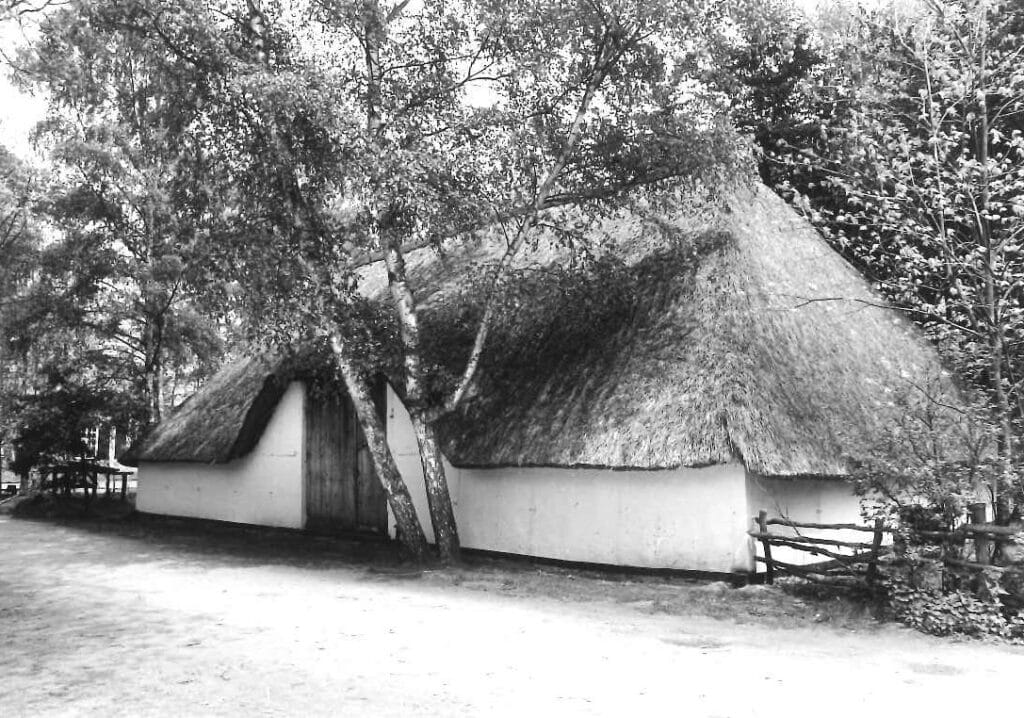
[884,573,1024,642]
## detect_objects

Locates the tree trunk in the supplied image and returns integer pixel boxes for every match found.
[976,27,1015,524]
[330,334,429,561]
[142,311,165,426]
[408,411,460,563]
[150,361,163,425]
[992,344,1014,525]
[358,0,461,561]
[382,238,461,562]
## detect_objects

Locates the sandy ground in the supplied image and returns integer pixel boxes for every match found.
[1,512,1023,717]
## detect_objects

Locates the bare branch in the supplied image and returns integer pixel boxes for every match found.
[783,294,984,338]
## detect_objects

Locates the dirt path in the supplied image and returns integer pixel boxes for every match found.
[0,514,1022,717]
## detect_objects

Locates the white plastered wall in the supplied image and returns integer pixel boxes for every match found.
[136,382,306,529]
[745,472,867,570]
[385,386,752,572]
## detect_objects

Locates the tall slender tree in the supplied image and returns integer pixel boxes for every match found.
[16,0,227,428]
[189,0,746,561]
[794,0,1024,519]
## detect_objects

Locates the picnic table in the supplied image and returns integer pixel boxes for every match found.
[38,462,135,501]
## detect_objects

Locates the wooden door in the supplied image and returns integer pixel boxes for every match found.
[304,385,387,534]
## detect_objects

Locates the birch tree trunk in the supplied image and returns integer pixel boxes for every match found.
[408,411,460,559]
[236,0,436,559]
[361,1,460,561]
[382,237,461,562]
[146,312,165,425]
[330,334,429,560]
[975,14,1014,524]
[150,354,163,425]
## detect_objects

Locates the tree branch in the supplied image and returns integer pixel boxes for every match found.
[425,17,630,421]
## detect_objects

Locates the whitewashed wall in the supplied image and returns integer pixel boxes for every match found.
[136,379,867,574]
[136,382,306,529]
[385,386,753,573]
[744,472,867,570]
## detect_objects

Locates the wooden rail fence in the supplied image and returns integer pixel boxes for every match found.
[749,510,890,586]
[749,507,1023,586]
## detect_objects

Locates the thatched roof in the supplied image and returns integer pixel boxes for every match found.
[125,354,290,464]
[132,185,957,475]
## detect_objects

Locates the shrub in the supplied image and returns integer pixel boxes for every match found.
[884,573,1024,642]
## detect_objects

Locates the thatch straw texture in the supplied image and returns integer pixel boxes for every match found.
[128,354,288,464]
[135,184,956,475]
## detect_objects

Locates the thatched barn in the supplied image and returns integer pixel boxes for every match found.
[131,185,958,574]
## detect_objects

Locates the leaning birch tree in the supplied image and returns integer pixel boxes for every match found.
[153,0,745,561]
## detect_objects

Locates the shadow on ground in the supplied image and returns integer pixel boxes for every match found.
[0,499,886,632]
[7,496,404,571]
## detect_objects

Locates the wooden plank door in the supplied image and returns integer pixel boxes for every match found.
[354,437,387,532]
[304,391,354,532]
[304,385,387,534]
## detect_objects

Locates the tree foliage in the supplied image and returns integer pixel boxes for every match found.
[811,1,1024,518]
[11,0,229,429]
[0,0,237,476]
[173,0,750,560]
[705,0,829,188]
[726,0,1024,521]
[3,1,748,560]
[0,146,38,309]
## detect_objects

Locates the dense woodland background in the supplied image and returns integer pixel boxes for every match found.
[1,0,1023,556]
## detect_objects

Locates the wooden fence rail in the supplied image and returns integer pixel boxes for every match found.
[749,509,1023,586]
[751,510,888,585]
[764,517,885,533]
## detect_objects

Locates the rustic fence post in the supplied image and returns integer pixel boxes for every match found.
[969,502,989,565]
[866,518,884,585]
[757,509,774,585]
